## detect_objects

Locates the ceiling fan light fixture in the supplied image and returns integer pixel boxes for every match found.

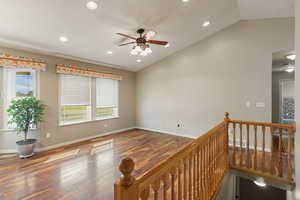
[135,46,142,52]
[145,47,152,54]
[140,51,148,56]
[130,49,138,55]
[165,43,170,48]
[136,59,141,63]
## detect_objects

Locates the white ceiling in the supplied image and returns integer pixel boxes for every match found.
[0,0,295,71]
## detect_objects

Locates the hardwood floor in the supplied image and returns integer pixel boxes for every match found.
[0,129,192,200]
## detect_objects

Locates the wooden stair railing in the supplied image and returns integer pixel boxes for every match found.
[227,113,295,185]
[114,113,295,200]
[114,118,229,200]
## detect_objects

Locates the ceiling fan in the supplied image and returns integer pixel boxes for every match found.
[116,28,169,56]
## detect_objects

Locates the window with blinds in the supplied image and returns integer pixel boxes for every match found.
[96,78,118,119]
[59,74,91,125]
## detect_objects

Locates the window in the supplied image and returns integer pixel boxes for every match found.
[96,78,118,119]
[0,67,37,129]
[59,75,91,125]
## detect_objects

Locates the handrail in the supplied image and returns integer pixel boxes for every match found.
[114,113,295,200]
[115,119,229,200]
[227,114,295,185]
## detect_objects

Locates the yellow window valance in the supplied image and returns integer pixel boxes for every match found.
[0,53,46,70]
[56,64,123,80]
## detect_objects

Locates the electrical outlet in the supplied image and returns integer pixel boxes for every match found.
[46,133,51,139]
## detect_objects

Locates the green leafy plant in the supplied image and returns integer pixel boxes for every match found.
[7,97,45,141]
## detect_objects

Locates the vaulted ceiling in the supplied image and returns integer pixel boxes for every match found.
[0,0,295,71]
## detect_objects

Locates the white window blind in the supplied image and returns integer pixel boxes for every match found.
[96,78,118,119]
[60,75,91,125]
[60,75,91,106]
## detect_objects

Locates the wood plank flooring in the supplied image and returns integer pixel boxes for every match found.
[0,129,192,200]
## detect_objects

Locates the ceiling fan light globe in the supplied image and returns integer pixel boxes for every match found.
[130,49,138,55]
[140,51,148,56]
[135,46,142,52]
[145,47,152,54]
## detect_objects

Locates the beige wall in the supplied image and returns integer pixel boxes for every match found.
[136,18,294,138]
[0,47,136,151]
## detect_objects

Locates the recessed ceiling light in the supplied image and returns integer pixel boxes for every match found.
[107,51,113,55]
[286,54,296,61]
[182,0,189,2]
[59,36,69,42]
[165,43,170,48]
[136,59,141,63]
[202,21,211,27]
[86,1,98,10]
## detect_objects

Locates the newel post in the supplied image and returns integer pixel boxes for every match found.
[114,158,138,200]
[224,112,230,169]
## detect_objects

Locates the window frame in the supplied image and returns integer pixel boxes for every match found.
[58,74,119,127]
[0,66,40,131]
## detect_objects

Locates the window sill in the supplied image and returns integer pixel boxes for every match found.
[59,116,119,127]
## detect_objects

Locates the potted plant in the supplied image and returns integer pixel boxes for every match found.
[7,96,45,158]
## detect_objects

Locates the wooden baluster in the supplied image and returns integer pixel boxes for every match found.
[261,126,266,172]
[208,138,212,198]
[270,127,275,174]
[246,124,250,152]
[253,125,257,170]
[189,155,192,200]
[204,143,208,200]
[184,159,187,200]
[233,123,236,164]
[178,166,182,200]
[163,174,168,200]
[197,147,200,198]
[288,128,293,180]
[170,168,176,200]
[140,186,150,200]
[246,124,251,168]
[239,123,243,167]
[193,152,196,199]
[151,180,161,200]
[212,135,216,192]
[278,128,283,177]
[200,147,203,200]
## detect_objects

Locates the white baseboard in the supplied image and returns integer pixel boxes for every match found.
[0,149,18,154]
[0,127,136,154]
[136,127,197,139]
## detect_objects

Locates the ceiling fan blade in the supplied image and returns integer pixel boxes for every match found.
[148,40,168,45]
[144,30,157,40]
[116,33,136,40]
[119,42,136,46]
